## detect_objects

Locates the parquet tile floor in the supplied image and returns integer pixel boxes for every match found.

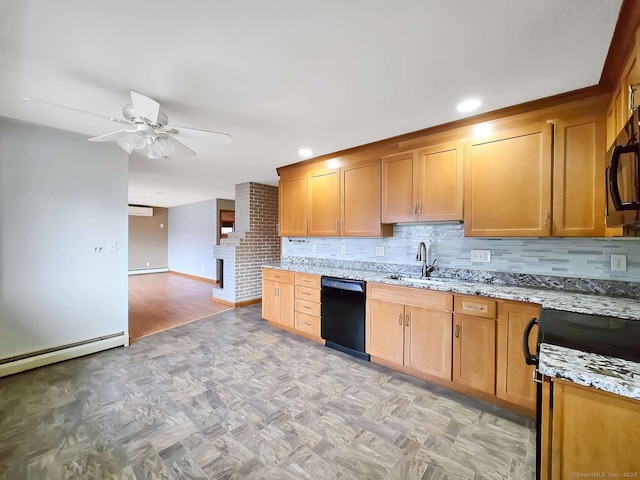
[0,304,535,480]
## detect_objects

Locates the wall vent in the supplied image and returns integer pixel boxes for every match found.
[128,206,153,217]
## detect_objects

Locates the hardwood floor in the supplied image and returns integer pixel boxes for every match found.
[129,272,232,341]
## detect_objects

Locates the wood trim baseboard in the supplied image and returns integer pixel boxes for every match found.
[212,297,262,308]
[170,270,219,285]
[370,355,535,419]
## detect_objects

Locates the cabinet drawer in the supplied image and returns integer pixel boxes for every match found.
[295,298,321,316]
[295,273,321,288]
[454,296,497,319]
[295,311,321,336]
[367,283,452,311]
[295,285,321,303]
[263,269,294,283]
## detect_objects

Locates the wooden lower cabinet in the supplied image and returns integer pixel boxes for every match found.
[366,298,404,365]
[452,314,496,395]
[261,278,294,328]
[541,379,640,479]
[366,287,453,380]
[496,301,540,410]
[404,306,452,379]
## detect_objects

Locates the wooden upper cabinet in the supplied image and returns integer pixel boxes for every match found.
[382,152,417,223]
[342,159,387,237]
[496,301,540,410]
[552,115,605,237]
[307,168,341,236]
[417,142,464,221]
[279,174,307,236]
[464,123,553,237]
[453,313,496,395]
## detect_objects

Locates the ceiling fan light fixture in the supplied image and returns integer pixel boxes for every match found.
[127,131,146,149]
[155,136,175,157]
[147,140,163,159]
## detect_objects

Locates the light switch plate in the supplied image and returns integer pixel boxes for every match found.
[611,254,627,271]
[340,245,347,255]
[375,246,385,257]
[471,249,491,263]
[312,244,317,253]
[107,240,117,252]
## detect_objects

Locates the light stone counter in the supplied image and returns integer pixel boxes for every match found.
[264,262,640,321]
[539,343,640,401]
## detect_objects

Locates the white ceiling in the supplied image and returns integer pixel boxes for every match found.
[0,0,622,207]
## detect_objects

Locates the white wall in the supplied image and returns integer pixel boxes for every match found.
[168,199,218,280]
[0,118,129,360]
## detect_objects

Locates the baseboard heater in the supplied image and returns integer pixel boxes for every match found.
[0,331,128,378]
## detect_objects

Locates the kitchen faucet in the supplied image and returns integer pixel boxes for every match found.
[416,242,437,278]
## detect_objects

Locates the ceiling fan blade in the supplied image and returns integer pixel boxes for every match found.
[163,135,196,157]
[130,90,160,125]
[166,124,232,145]
[87,129,131,142]
[20,97,132,125]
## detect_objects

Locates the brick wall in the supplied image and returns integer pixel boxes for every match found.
[212,182,280,304]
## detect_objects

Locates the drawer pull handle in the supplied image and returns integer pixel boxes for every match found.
[455,324,460,338]
[398,313,403,325]
[304,322,311,327]
[303,280,311,283]
[303,292,311,296]
[465,304,484,311]
[274,275,280,278]
[304,306,311,310]
[405,313,410,327]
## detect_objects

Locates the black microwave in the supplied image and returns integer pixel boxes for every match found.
[606,109,640,228]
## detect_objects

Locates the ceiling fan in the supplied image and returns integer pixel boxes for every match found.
[21,91,231,159]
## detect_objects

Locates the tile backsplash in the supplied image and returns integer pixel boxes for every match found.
[281,224,640,282]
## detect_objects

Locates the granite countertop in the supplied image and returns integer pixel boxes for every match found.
[264,262,640,321]
[539,343,640,401]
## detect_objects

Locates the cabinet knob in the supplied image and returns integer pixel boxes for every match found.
[398,313,403,325]
[405,313,410,326]
[412,203,417,214]
[544,211,550,229]
[455,324,461,338]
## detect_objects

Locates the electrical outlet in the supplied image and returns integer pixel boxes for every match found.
[341,245,347,255]
[160,223,164,228]
[146,261,150,267]
[611,254,627,272]
[470,249,491,263]
[375,247,385,257]
[312,244,317,253]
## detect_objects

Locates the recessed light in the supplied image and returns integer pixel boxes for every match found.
[457,98,482,113]
[299,148,313,158]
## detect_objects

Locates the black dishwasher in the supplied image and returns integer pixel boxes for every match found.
[321,276,369,361]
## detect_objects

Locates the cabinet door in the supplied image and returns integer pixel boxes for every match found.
[553,115,605,237]
[548,380,640,478]
[308,168,340,236]
[279,175,308,236]
[366,299,404,365]
[453,314,496,394]
[279,282,295,329]
[382,152,417,223]
[262,279,279,322]
[404,306,452,380]
[496,302,540,410]
[342,159,383,237]
[417,142,464,221]
[464,123,552,236]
